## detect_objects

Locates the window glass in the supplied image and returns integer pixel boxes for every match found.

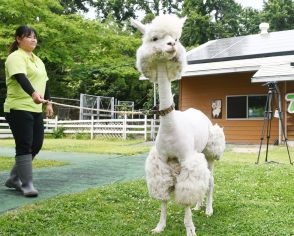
[227,96,247,118]
[227,95,267,119]
[248,96,267,118]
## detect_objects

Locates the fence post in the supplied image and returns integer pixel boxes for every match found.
[90,116,94,140]
[144,115,147,141]
[54,116,58,130]
[123,114,127,139]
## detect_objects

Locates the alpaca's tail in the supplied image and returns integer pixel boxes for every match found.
[204,124,226,160]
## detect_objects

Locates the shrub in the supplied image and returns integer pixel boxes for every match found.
[52,126,65,139]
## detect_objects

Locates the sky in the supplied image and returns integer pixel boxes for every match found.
[235,0,265,11]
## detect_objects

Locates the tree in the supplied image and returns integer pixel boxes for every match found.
[238,7,261,35]
[93,0,183,23]
[261,0,294,31]
[181,0,249,47]
[0,0,153,115]
[60,0,93,14]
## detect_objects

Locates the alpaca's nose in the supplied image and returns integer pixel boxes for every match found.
[167,41,175,46]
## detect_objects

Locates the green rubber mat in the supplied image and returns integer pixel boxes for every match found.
[0,147,146,214]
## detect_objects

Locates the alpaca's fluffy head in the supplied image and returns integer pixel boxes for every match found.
[131,14,187,82]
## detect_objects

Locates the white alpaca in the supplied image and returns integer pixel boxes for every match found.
[131,15,225,236]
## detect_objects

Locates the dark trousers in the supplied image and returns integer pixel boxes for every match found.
[5,110,44,158]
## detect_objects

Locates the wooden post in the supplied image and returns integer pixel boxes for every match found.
[123,113,127,139]
[144,115,147,141]
[55,116,58,130]
[90,116,94,140]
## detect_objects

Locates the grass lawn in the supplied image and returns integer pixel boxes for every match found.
[0,141,293,235]
[0,138,152,155]
[0,157,68,172]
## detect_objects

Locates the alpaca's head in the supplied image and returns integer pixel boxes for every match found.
[131,14,187,82]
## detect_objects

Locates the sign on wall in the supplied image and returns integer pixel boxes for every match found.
[211,99,222,119]
[285,93,294,114]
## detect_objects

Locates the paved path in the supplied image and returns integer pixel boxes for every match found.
[0,147,146,214]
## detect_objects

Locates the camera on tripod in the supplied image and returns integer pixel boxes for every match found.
[262,81,278,90]
[256,81,292,164]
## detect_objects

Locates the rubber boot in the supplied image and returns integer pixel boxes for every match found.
[16,154,38,197]
[5,164,22,190]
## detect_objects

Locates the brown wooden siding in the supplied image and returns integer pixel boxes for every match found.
[179,72,292,144]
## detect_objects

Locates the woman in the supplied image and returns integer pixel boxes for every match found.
[4,25,53,197]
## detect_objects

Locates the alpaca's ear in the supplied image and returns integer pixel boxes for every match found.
[130,18,146,34]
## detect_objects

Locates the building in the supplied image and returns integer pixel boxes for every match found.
[180,23,294,144]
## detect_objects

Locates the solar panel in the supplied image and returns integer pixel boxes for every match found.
[187,30,294,64]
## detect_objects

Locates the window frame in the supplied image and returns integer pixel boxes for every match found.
[226,94,267,120]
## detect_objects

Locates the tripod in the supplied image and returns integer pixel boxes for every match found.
[256,82,293,165]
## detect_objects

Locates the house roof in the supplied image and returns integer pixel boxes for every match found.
[183,29,294,81]
[187,30,294,64]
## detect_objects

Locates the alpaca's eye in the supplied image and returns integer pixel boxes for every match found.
[175,38,178,41]
[152,37,158,42]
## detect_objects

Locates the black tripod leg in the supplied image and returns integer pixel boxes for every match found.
[257,93,271,164]
[265,114,272,162]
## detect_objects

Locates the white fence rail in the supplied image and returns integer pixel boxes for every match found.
[0,116,159,140]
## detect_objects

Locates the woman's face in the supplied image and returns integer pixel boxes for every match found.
[16,32,37,53]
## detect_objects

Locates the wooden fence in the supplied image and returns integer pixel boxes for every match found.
[0,116,159,140]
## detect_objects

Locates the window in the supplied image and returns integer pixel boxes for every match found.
[227,95,267,119]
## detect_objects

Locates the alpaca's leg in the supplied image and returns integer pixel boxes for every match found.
[151,200,167,233]
[184,207,196,236]
[193,200,203,211]
[205,160,214,216]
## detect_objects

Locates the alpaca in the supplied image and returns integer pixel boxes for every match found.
[131,15,225,236]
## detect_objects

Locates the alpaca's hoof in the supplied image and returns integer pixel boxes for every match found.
[151,223,166,234]
[186,225,196,236]
[205,207,213,216]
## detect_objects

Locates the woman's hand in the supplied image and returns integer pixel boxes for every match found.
[46,102,54,118]
[31,91,44,104]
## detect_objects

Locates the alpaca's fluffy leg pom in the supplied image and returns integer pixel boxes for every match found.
[175,153,210,206]
[145,147,173,201]
[184,207,196,236]
[204,124,226,160]
[151,201,167,234]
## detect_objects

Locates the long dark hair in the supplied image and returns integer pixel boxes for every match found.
[9,25,37,54]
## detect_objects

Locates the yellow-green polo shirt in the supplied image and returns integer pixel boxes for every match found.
[4,48,49,113]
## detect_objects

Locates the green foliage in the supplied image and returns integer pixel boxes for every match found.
[51,126,65,139]
[93,0,184,23]
[261,0,294,31]
[0,0,152,112]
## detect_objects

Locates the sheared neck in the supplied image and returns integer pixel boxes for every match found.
[157,63,173,110]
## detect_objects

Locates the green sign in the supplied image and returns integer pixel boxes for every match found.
[285,93,294,113]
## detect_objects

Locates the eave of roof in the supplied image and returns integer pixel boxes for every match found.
[252,63,294,83]
[182,55,294,78]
